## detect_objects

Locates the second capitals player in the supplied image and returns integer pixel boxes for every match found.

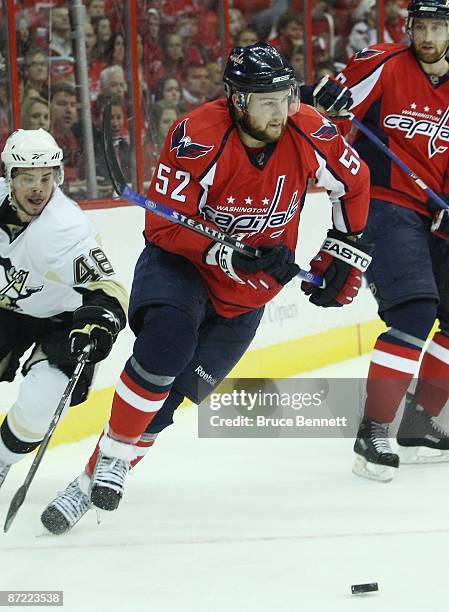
[41,43,371,534]
[314,0,449,481]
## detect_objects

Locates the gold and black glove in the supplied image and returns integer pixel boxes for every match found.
[70,305,121,363]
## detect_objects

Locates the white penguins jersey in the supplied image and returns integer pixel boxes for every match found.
[0,178,127,319]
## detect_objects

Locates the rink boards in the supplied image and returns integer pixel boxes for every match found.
[0,192,383,446]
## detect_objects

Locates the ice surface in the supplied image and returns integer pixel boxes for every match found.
[2,355,449,611]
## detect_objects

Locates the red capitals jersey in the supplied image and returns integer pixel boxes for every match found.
[338,43,449,215]
[145,99,369,317]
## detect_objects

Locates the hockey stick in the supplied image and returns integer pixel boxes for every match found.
[3,344,92,533]
[102,104,323,287]
[350,115,449,211]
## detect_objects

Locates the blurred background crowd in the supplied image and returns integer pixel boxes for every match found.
[0,0,407,202]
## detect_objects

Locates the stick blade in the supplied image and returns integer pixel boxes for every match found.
[3,485,27,532]
[102,103,127,196]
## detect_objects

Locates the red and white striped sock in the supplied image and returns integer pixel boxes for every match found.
[415,332,449,417]
[86,369,169,475]
[130,432,159,469]
[365,337,421,423]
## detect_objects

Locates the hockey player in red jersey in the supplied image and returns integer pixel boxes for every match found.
[314,0,449,481]
[41,43,371,534]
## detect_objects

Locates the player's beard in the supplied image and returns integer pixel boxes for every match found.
[413,39,449,64]
[238,114,287,144]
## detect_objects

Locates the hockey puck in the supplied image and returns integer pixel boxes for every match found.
[351,583,378,595]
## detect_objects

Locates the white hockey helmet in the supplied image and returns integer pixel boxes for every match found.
[1,128,64,188]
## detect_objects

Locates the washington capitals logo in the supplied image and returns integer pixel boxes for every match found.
[311,121,339,141]
[170,118,214,159]
[384,106,449,158]
[355,48,385,60]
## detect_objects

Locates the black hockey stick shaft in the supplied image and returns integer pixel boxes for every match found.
[3,345,92,533]
[102,104,323,287]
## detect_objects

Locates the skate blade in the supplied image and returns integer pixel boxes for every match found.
[399,446,449,465]
[352,455,395,483]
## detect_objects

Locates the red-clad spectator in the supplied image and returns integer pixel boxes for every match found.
[16,13,32,59]
[104,32,126,68]
[268,12,304,60]
[94,66,130,130]
[136,34,150,117]
[174,12,204,65]
[232,0,271,21]
[196,1,221,61]
[110,99,131,181]
[181,63,209,111]
[98,65,127,102]
[50,80,83,190]
[160,0,197,28]
[91,15,112,62]
[23,49,49,101]
[20,95,50,130]
[49,5,75,85]
[144,0,172,34]
[333,19,371,71]
[87,0,105,20]
[104,0,125,34]
[288,44,305,84]
[49,6,73,58]
[162,33,187,81]
[85,20,107,102]
[228,8,247,46]
[236,28,259,47]
[144,100,179,181]
[205,62,224,101]
[142,9,165,87]
[384,0,408,44]
[152,75,183,108]
[85,20,97,60]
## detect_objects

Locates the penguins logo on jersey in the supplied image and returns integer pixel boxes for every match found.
[311,121,339,141]
[170,119,215,159]
[354,48,385,60]
[0,256,43,311]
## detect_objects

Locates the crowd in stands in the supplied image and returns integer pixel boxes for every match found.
[0,0,409,199]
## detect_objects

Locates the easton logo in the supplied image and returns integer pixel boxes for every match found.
[170,118,214,159]
[311,121,339,141]
[354,48,385,60]
[384,106,449,158]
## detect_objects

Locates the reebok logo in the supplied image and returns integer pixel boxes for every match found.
[195,365,218,387]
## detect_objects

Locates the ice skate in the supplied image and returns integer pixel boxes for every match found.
[41,472,91,535]
[0,460,11,491]
[90,452,130,511]
[397,392,449,464]
[352,418,399,482]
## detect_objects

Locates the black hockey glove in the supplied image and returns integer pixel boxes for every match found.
[70,305,121,363]
[232,243,298,284]
[207,236,299,290]
[301,229,373,307]
[431,208,449,240]
[313,76,353,117]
